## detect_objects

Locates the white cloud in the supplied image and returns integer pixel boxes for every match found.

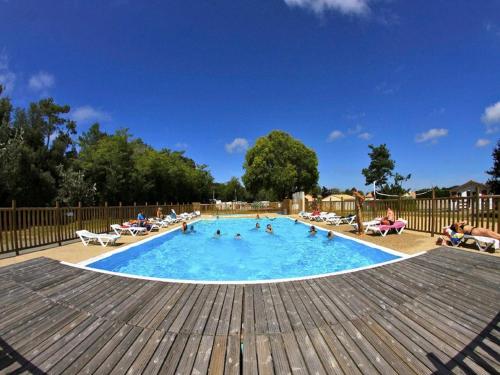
[475,139,491,148]
[284,0,370,16]
[358,132,372,140]
[0,51,16,94]
[347,124,362,134]
[415,128,448,143]
[175,142,188,149]
[327,130,344,141]
[29,71,55,91]
[71,106,111,123]
[481,101,500,134]
[225,138,249,153]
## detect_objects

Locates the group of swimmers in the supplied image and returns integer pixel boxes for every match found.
[211,219,334,240]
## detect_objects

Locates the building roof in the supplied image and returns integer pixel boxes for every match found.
[321,194,355,202]
[304,194,315,201]
[449,180,488,193]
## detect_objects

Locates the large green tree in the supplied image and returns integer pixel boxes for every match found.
[486,140,500,194]
[362,144,410,197]
[362,144,395,186]
[242,131,319,200]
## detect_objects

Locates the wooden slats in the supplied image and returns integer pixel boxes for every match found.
[0,247,498,373]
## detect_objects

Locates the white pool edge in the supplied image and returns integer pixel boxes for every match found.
[61,216,426,285]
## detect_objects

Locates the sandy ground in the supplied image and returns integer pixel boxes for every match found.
[0,213,496,268]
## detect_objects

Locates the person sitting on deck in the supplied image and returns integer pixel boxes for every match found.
[156,207,163,219]
[256,214,260,220]
[266,224,273,234]
[309,225,317,236]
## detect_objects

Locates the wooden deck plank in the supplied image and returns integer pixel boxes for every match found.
[208,335,228,375]
[125,329,165,374]
[141,331,177,374]
[172,334,202,375]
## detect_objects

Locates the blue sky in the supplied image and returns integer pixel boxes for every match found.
[1,0,500,190]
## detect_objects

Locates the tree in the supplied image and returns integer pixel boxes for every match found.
[362,144,410,197]
[242,131,319,200]
[486,140,500,194]
[362,144,394,186]
[0,90,216,206]
[56,165,96,206]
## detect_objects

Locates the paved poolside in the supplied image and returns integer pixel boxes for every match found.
[0,247,498,374]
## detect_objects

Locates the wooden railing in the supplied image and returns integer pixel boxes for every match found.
[305,195,500,235]
[0,201,193,255]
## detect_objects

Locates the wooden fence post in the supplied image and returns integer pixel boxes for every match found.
[496,196,500,233]
[475,187,480,227]
[77,201,82,230]
[105,202,109,233]
[372,195,376,219]
[11,200,19,255]
[430,188,436,237]
[119,202,123,225]
[55,201,62,246]
[340,197,344,216]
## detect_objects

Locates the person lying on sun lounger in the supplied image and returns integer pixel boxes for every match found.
[448,221,500,240]
[380,208,395,225]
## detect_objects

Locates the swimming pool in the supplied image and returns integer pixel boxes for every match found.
[83,218,404,282]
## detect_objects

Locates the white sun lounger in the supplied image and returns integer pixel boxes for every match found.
[111,224,147,236]
[365,219,407,237]
[464,235,500,251]
[351,218,382,233]
[327,215,356,226]
[76,230,120,247]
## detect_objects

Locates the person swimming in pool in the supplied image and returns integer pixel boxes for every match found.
[327,231,334,240]
[266,216,276,221]
[214,229,221,238]
[294,219,299,224]
[181,222,188,233]
[266,224,273,234]
[256,214,260,220]
[309,225,317,236]
[235,233,242,239]
[190,225,195,232]
[255,222,261,229]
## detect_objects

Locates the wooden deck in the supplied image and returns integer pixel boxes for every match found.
[0,247,498,374]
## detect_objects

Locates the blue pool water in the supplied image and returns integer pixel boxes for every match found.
[87,218,401,282]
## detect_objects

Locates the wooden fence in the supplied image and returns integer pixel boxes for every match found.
[0,201,193,255]
[2,196,498,256]
[305,195,500,235]
[197,202,283,215]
